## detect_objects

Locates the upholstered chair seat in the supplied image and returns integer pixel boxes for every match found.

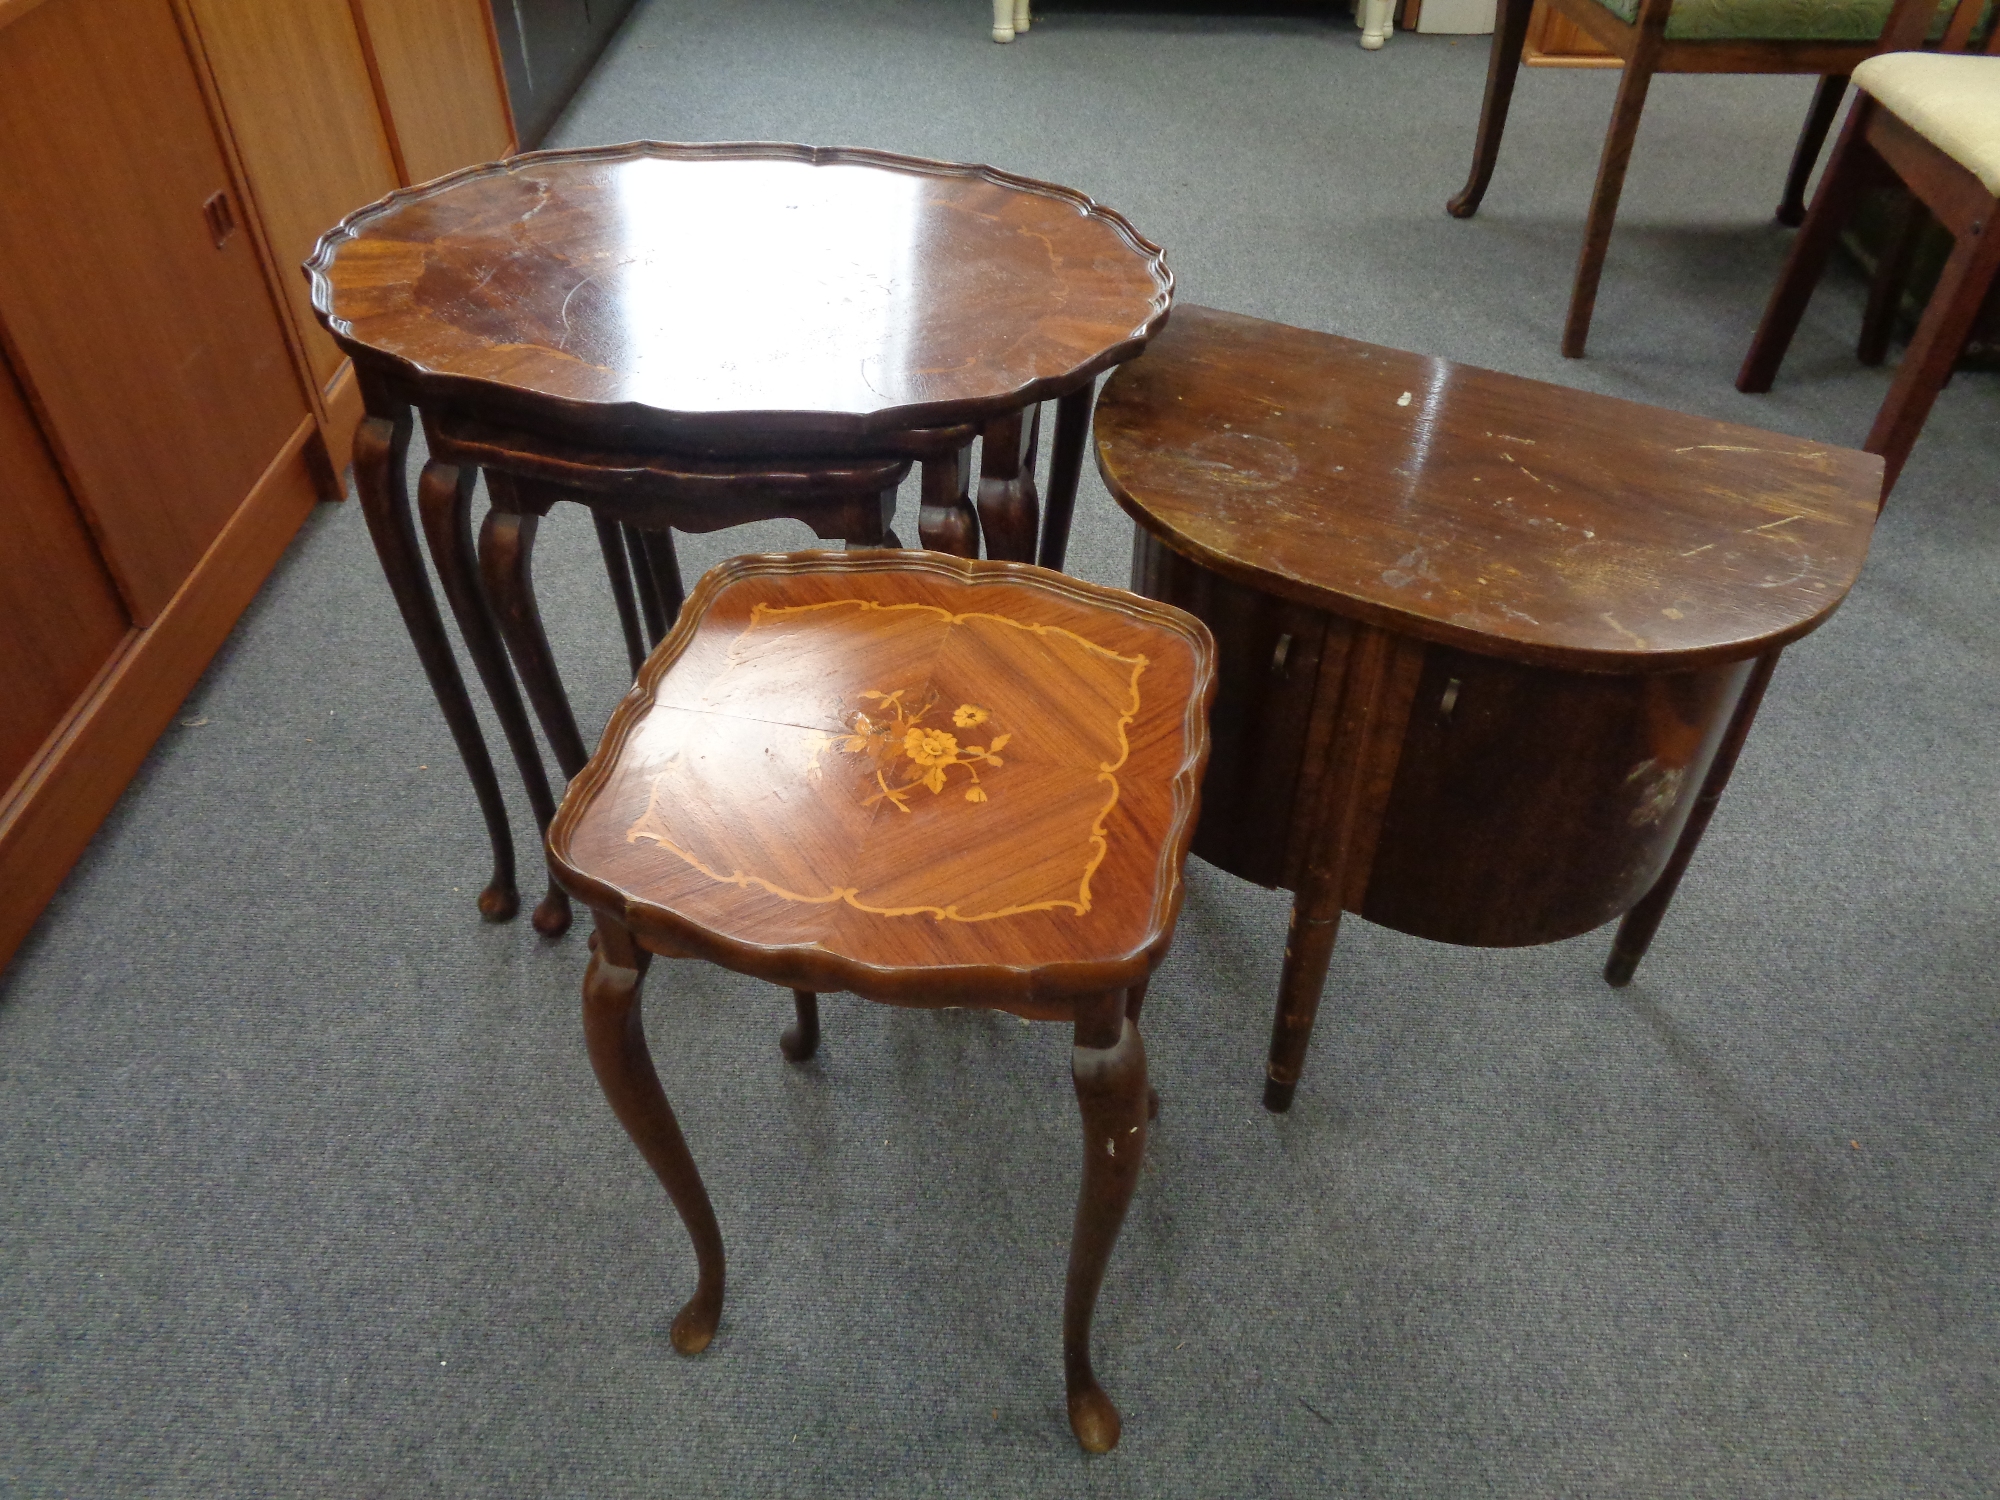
[1853,51,2000,189]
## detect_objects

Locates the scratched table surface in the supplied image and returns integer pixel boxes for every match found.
[1095,305,1884,672]
[306,142,1173,448]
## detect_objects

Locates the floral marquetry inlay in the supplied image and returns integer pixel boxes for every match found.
[837,689,1012,809]
[619,594,1153,923]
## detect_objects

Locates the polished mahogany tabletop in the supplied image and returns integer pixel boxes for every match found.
[548,550,1214,1010]
[1095,304,1883,672]
[307,142,1173,448]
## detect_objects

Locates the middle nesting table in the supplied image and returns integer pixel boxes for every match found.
[306,142,1173,934]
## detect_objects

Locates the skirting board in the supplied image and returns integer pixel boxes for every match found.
[0,414,323,974]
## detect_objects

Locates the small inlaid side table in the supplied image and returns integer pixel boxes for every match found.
[546,550,1214,1452]
[1094,305,1882,1113]
[306,142,1172,933]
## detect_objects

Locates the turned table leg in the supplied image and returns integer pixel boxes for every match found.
[1064,996,1149,1454]
[352,406,520,923]
[918,440,979,557]
[583,916,726,1354]
[417,459,572,937]
[976,406,1042,563]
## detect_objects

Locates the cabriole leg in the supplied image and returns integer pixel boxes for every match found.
[478,488,593,780]
[582,916,726,1354]
[1064,998,1149,1454]
[353,408,519,923]
[418,459,571,937]
[918,441,979,556]
[595,513,648,676]
[1039,383,1093,572]
[975,406,1042,562]
[781,990,820,1061]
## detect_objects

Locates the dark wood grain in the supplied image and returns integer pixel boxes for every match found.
[1103,305,1882,1112]
[549,550,1211,1451]
[1097,305,1882,672]
[307,142,1172,451]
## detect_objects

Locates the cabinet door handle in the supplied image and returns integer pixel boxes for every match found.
[202,189,237,249]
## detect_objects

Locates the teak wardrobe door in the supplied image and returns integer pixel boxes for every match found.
[0,351,131,796]
[351,0,515,185]
[181,0,402,393]
[0,0,309,625]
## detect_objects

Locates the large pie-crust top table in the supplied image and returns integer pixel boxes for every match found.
[306,141,1172,933]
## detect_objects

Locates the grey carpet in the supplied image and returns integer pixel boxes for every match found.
[3,1,1995,1494]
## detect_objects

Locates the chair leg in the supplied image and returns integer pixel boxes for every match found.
[1739,101,1886,393]
[1605,651,1778,986]
[1866,205,2000,495]
[1064,1000,1148,1454]
[582,916,726,1355]
[418,459,571,937]
[1562,40,1666,358]
[351,408,520,925]
[1777,74,1848,228]
[1446,0,1534,219]
[1858,193,1930,367]
[594,514,648,677]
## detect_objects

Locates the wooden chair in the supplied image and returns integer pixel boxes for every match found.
[1449,0,1933,357]
[1737,0,1999,497]
[547,549,1215,1451]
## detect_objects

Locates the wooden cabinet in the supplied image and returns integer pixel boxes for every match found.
[488,0,638,147]
[0,0,312,624]
[0,0,517,973]
[354,0,516,184]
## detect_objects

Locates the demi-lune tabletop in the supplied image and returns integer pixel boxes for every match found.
[1095,304,1883,672]
[307,142,1173,448]
[548,551,1215,1009]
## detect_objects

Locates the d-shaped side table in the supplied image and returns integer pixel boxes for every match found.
[306,142,1172,933]
[1095,305,1882,1112]
[547,549,1215,1452]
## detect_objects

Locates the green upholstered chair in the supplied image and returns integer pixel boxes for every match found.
[1448,0,1933,358]
[1738,0,1999,496]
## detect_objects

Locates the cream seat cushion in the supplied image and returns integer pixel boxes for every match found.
[1855,51,2000,195]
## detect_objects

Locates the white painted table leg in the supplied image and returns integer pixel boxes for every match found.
[993,0,1015,42]
[1016,0,1032,32]
[1360,0,1393,48]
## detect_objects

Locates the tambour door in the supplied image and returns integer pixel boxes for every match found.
[0,0,310,624]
